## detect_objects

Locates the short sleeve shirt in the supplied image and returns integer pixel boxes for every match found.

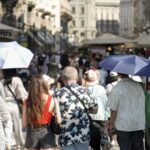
[107,78,145,131]
[4,77,28,101]
[55,83,97,147]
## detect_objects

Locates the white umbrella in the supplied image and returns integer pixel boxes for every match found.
[0,41,34,69]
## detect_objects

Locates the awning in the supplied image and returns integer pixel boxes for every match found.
[27,30,43,46]
[82,33,133,47]
[134,33,150,47]
[0,23,21,32]
[0,23,22,39]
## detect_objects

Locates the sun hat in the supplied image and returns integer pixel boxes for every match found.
[84,69,99,85]
[42,74,55,85]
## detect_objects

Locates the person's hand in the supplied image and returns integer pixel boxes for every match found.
[110,126,116,135]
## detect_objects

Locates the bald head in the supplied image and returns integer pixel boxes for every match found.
[62,66,78,82]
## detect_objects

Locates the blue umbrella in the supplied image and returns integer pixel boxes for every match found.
[135,64,150,76]
[100,55,150,76]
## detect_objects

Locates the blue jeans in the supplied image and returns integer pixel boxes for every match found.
[117,130,144,150]
[61,142,89,150]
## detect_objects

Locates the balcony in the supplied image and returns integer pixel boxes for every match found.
[35,0,52,17]
[61,4,72,21]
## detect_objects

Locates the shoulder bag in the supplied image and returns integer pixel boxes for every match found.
[50,114,61,135]
[6,84,22,114]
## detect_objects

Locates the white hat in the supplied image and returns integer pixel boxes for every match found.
[43,74,55,85]
[129,75,142,82]
[84,70,99,85]
[110,72,118,77]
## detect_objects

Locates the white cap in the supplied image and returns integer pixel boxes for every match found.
[129,75,142,82]
[110,72,118,77]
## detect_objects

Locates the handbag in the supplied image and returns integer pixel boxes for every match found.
[66,86,102,148]
[50,115,61,135]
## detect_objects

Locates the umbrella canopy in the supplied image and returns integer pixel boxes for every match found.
[135,64,150,77]
[100,55,150,76]
[0,41,34,69]
[82,33,132,46]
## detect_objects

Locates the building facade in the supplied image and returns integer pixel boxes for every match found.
[142,0,150,34]
[120,0,144,38]
[68,0,96,46]
[95,0,120,36]
[0,0,72,53]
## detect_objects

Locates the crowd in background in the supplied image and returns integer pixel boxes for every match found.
[0,51,147,150]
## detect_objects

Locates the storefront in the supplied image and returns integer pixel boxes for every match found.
[0,23,21,41]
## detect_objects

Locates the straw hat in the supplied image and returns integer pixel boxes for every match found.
[84,69,99,85]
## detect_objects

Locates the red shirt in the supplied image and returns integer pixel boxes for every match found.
[28,96,53,125]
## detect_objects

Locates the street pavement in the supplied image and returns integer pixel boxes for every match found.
[19,130,120,150]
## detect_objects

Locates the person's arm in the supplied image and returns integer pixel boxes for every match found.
[0,81,5,99]
[22,101,28,128]
[109,109,117,130]
[49,97,61,124]
[54,98,62,124]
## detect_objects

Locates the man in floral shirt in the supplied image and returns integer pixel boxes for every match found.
[55,66,98,150]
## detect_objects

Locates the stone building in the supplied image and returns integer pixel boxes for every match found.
[120,0,144,38]
[68,0,96,46]
[0,0,21,41]
[95,0,120,36]
[0,0,72,53]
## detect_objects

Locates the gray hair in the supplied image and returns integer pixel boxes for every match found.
[62,66,78,81]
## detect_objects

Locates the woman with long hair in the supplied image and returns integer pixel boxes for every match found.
[22,74,61,150]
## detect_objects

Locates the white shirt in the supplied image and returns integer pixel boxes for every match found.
[108,78,145,131]
[99,69,108,86]
[87,84,110,121]
[3,77,28,102]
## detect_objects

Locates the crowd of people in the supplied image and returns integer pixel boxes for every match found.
[0,51,147,150]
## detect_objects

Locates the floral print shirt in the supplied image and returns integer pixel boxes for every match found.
[55,83,97,147]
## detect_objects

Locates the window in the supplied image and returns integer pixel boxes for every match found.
[73,31,77,35]
[36,12,38,17]
[72,7,75,14]
[81,7,85,14]
[81,20,85,27]
[81,32,85,37]
[72,20,76,27]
